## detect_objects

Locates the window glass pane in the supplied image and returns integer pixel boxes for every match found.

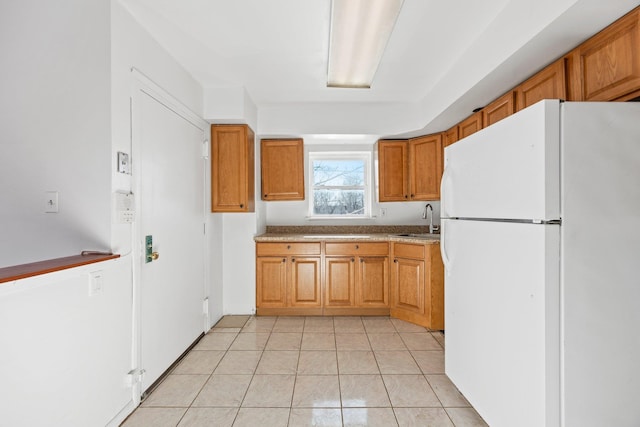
[312,160,365,186]
[313,189,364,215]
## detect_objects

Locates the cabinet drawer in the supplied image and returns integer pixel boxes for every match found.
[256,242,321,256]
[325,242,389,256]
[392,243,425,259]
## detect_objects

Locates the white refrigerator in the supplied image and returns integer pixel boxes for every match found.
[440,100,640,427]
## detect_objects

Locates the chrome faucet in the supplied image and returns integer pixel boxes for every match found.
[422,203,435,234]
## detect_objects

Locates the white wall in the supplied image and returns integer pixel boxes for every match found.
[205,87,260,315]
[258,102,421,138]
[0,0,112,268]
[0,258,131,427]
[0,2,211,426]
[264,137,441,227]
[220,214,258,314]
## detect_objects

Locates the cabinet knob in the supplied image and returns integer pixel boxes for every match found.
[394,259,398,263]
[292,258,296,262]
[264,194,268,198]
[287,245,291,249]
[351,258,355,262]
[282,258,286,262]
[355,245,359,249]
[410,194,415,198]
[240,204,244,208]
[360,259,364,263]
[404,195,408,199]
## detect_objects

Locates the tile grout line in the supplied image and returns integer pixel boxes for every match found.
[130,316,485,427]
[174,317,247,426]
[235,316,273,424]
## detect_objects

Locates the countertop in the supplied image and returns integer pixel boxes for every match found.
[0,253,121,284]
[254,233,440,244]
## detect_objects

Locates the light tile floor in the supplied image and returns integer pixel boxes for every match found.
[122,316,488,427]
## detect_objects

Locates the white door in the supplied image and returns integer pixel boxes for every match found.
[133,88,206,393]
[442,218,560,427]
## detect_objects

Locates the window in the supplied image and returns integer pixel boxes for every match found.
[309,152,371,218]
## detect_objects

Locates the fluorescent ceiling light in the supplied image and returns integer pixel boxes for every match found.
[327,0,404,88]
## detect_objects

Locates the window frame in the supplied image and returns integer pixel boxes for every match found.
[307,151,372,219]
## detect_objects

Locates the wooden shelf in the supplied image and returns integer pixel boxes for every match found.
[0,253,120,284]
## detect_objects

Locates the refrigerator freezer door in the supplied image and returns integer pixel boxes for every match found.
[441,100,560,221]
[443,219,560,427]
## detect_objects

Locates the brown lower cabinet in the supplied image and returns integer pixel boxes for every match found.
[256,242,322,315]
[390,242,444,329]
[256,240,444,329]
[323,242,390,316]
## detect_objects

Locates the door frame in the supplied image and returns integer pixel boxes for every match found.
[129,68,210,402]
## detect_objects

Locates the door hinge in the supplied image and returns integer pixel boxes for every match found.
[203,297,210,331]
[126,368,146,387]
[202,140,209,159]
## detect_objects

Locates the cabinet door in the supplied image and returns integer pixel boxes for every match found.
[325,257,356,307]
[409,134,442,200]
[443,126,458,147]
[426,244,445,330]
[256,257,287,308]
[261,139,305,201]
[357,256,389,307]
[211,125,254,212]
[457,111,483,140]
[482,91,516,127]
[378,140,408,201]
[289,257,321,307]
[574,8,640,101]
[442,127,458,174]
[391,257,425,315]
[516,58,566,111]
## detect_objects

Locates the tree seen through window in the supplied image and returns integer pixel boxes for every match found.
[311,158,367,216]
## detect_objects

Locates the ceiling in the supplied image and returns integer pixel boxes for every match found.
[120,0,640,136]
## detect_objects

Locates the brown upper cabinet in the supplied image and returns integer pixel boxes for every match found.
[409,135,443,200]
[443,125,458,147]
[377,140,408,201]
[568,7,640,101]
[482,91,516,127]
[438,6,640,149]
[378,134,442,202]
[458,111,483,139]
[211,124,255,212]
[516,58,567,111]
[261,139,305,201]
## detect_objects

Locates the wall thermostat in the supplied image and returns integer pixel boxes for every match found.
[114,191,135,223]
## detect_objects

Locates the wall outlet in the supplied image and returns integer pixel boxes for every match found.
[89,270,103,296]
[380,208,387,217]
[45,191,59,213]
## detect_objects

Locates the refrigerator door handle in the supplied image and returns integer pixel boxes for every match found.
[440,221,451,276]
[441,165,451,218]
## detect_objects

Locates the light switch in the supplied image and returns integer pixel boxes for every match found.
[117,152,131,174]
[45,191,59,213]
